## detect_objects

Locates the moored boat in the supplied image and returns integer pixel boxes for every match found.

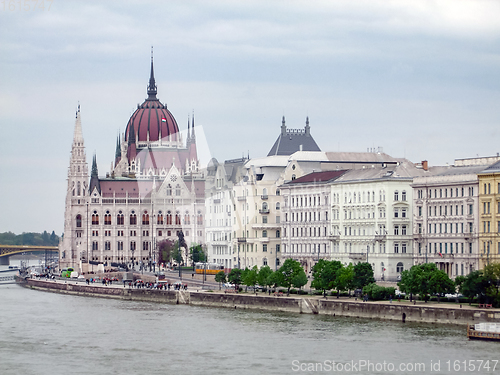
[0,268,20,285]
[467,323,500,341]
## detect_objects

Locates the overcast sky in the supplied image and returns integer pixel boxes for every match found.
[1,0,499,235]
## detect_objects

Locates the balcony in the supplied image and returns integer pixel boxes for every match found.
[237,237,247,243]
[213,199,221,204]
[259,208,270,214]
[374,234,386,241]
[261,195,268,200]
[328,234,340,242]
[349,252,366,261]
[237,196,246,201]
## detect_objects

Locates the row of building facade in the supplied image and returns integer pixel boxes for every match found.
[60,59,500,281]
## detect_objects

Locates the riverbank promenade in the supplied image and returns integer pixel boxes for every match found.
[19,274,500,327]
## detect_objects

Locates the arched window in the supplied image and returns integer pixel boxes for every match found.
[117,212,124,225]
[104,211,111,225]
[76,214,82,228]
[262,202,268,210]
[166,211,172,225]
[77,181,81,196]
[166,184,172,196]
[92,211,99,225]
[175,184,181,196]
[396,262,404,273]
[130,211,137,225]
[197,211,203,225]
[184,211,190,225]
[175,212,181,225]
[157,211,163,225]
[142,211,149,225]
[276,202,280,210]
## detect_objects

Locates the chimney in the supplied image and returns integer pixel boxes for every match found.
[422,160,428,171]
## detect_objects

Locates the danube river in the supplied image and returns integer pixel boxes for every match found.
[0,269,498,374]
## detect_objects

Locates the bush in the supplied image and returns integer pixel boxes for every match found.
[298,290,308,295]
[363,283,396,301]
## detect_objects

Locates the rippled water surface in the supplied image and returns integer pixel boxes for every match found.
[0,280,499,375]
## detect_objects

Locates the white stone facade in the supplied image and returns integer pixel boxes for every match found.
[411,165,484,278]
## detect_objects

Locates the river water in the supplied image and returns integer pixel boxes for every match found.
[0,264,499,375]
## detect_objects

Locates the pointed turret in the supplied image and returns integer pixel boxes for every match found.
[89,154,101,195]
[147,47,157,100]
[281,116,286,136]
[305,116,310,136]
[127,122,137,161]
[114,135,121,167]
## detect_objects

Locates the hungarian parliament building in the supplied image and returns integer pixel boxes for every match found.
[60,58,500,281]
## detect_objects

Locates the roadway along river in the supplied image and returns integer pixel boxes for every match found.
[0,271,499,374]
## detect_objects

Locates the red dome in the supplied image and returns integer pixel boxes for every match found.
[125,58,179,143]
[125,99,179,143]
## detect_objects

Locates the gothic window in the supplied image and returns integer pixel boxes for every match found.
[184,211,190,225]
[92,241,98,251]
[197,211,203,225]
[77,181,81,196]
[175,212,181,225]
[142,211,149,225]
[157,211,164,225]
[117,212,124,225]
[166,211,172,225]
[104,211,111,225]
[92,211,99,225]
[130,212,137,225]
[76,214,82,228]
[166,184,172,196]
[175,184,181,196]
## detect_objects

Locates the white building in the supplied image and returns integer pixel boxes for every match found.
[411,162,492,278]
[205,157,247,270]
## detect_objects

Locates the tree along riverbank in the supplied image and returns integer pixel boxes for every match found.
[18,277,500,327]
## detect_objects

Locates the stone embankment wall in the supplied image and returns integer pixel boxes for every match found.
[22,279,500,326]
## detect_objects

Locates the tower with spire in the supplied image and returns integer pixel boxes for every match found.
[59,105,90,269]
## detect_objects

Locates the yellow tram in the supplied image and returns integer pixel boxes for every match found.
[194,262,224,275]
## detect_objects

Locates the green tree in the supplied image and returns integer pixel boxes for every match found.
[257,265,273,289]
[337,263,355,295]
[483,263,500,307]
[243,266,259,291]
[171,241,183,265]
[189,244,206,264]
[399,265,424,301]
[456,271,486,305]
[227,268,243,289]
[277,258,305,296]
[292,269,308,291]
[353,262,375,290]
[311,259,342,297]
[429,269,455,302]
[215,271,226,290]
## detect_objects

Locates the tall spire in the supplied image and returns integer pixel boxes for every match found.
[187,114,191,144]
[191,111,196,142]
[73,104,84,145]
[89,153,101,194]
[147,46,157,100]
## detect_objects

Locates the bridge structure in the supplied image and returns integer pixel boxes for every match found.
[0,245,59,266]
